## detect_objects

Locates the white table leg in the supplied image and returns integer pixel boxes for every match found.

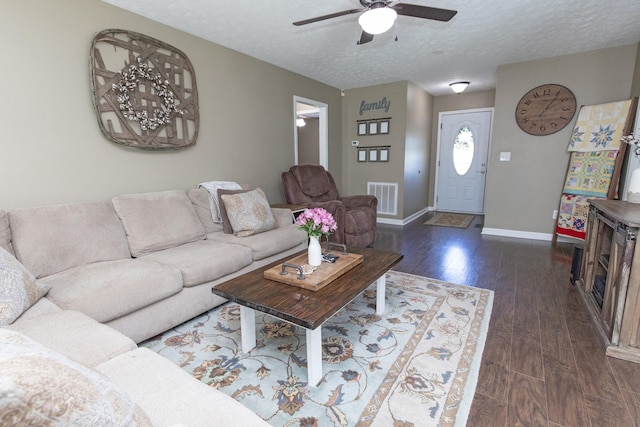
[306,327,322,386]
[376,274,386,315]
[239,306,256,353]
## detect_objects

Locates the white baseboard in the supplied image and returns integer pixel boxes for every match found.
[377,206,433,226]
[481,227,554,241]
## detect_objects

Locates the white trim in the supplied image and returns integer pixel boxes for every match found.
[377,206,432,226]
[294,96,328,169]
[481,227,553,241]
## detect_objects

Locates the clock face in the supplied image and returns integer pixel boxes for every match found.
[515,84,577,136]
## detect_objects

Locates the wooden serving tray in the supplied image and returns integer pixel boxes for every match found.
[263,251,364,291]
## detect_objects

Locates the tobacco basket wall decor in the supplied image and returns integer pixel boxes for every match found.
[90,29,199,150]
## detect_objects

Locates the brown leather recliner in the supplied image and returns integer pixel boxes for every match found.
[281,164,377,247]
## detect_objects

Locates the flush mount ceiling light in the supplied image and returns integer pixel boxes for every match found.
[358,4,397,35]
[449,81,470,94]
[296,117,306,127]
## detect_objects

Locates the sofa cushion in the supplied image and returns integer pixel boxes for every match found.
[8,202,132,278]
[96,348,270,427]
[220,187,275,237]
[0,210,12,255]
[187,187,223,234]
[113,190,206,257]
[38,259,183,323]
[0,247,50,326]
[11,297,61,323]
[0,329,152,427]
[141,240,253,286]
[207,224,307,261]
[8,310,137,367]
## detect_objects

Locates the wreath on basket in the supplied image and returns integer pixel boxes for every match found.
[112,57,182,131]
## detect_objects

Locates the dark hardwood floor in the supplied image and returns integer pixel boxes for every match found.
[371,212,640,427]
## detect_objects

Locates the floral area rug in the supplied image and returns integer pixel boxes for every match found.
[141,271,493,426]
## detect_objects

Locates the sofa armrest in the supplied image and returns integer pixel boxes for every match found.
[340,195,378,210]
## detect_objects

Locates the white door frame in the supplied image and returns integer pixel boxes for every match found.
[293,96,328,169]
[435,107,494,213]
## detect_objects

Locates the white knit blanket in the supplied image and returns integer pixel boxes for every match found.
[198,181,242,223]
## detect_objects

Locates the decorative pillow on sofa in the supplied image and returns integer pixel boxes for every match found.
[0,247,50,327]
[220,188,275,237]
[0,329,152,426]
[217,188,248,234]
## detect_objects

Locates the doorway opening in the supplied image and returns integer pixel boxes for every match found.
[294,96,328,169]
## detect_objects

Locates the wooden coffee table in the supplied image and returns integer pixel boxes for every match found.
[212,246,403,386]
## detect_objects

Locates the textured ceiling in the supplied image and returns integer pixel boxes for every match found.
[102,0,640,96]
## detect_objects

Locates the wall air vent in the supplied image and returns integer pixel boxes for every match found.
[367,182,398,216]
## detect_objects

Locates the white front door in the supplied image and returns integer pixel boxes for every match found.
[436,109,493,214]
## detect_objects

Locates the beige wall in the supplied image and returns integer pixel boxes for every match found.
[430,90,496,205]
[633,43,640,98]
[484,44,638,235]
[0,0,341,210]
[341,82,408,219]
[297,118,320,164]
[403,82,432,218]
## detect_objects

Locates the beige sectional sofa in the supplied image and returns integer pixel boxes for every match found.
[0,187,307,426]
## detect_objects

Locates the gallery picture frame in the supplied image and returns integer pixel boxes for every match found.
[357,148,368,162]
[379,119,390,134]
[368,148,378,162]
[368,121,378,135]
[357,122,368,136]
[379,147,389,162]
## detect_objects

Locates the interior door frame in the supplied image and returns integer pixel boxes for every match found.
[435,107,494,213]
[293,96,328,169]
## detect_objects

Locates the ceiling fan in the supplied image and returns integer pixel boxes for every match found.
[293,0,457,45]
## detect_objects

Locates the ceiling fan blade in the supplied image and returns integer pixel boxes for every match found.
[293,8,362,26]
[357,31,374,45]
[391,3,457,22]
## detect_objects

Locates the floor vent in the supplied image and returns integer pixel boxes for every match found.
[368,182,398,216]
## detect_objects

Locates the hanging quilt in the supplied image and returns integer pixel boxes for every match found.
[562,150,618,197]
[556,193,604,240]
[567,99,633,152]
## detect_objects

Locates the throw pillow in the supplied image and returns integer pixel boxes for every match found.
[217,188,248,234]
[0,329,152,426]
[220,188,275,237]
[0,247,50,326]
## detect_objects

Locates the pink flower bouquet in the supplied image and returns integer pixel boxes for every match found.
[295,207,337,239]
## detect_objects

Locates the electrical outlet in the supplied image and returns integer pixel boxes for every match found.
[552,209,558,219]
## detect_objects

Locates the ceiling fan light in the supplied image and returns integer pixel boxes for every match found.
[358,7,397,35]
[449,81,470,93]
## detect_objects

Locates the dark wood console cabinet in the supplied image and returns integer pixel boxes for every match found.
[577,199,640,363]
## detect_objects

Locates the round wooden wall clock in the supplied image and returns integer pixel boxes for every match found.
[515,84,577,136]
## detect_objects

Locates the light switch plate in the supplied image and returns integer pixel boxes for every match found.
[351,140,359,146]
[500,152,511,161]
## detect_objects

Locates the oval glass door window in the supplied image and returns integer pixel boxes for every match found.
[453,125,474,175]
